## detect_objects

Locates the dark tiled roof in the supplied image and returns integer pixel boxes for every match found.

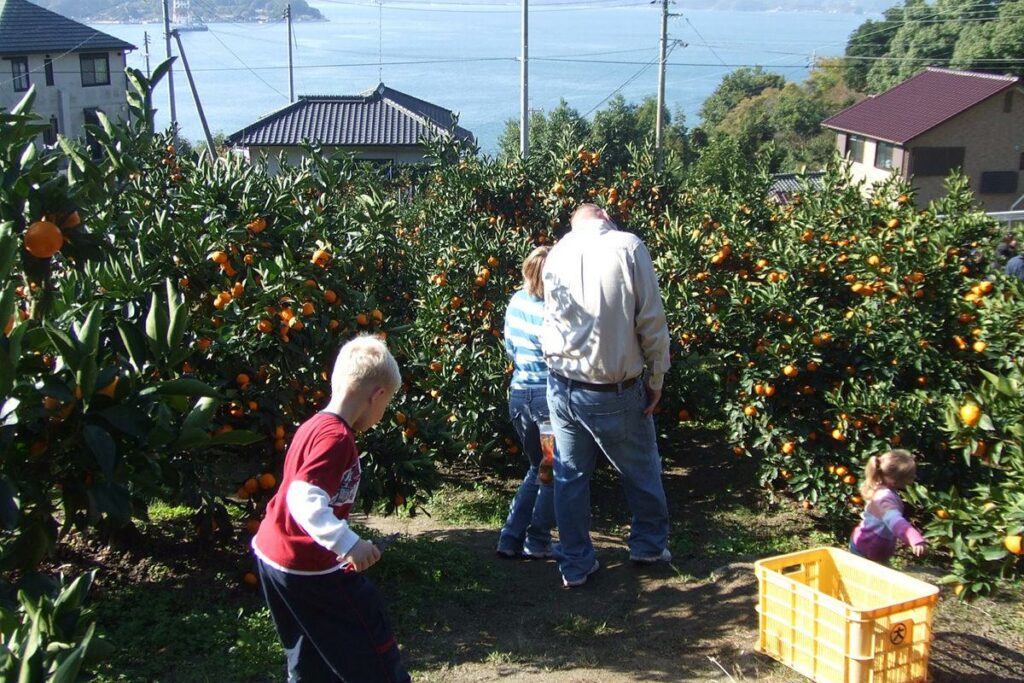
[227,84,475,148]
[822,68,1019,144]
[769,171,824,205]
[0,0,135,56]
[770,171,825,195]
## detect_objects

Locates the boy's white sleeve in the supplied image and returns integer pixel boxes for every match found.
[285,480,361,556]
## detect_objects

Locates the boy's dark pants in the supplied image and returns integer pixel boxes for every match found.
[257,559,410,683]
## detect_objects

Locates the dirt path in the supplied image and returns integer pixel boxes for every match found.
[358,434,1024,683]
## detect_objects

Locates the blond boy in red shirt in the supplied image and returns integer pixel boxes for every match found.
[253,336,409,682]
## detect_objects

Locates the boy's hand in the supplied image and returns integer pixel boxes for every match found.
[911,543,926,557]
[340,539,381,571]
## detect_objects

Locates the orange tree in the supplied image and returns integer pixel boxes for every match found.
[649,141,1022,594]
[0,79,257,573]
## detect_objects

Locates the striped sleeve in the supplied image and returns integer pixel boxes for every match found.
[504,290,548,387]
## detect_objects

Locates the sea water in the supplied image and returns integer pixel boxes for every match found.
[94,1,871,153]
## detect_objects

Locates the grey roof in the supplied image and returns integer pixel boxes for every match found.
[769,171,825,204]
[226,84,475,148]
[770,171,825,195]
[0,0,135,57]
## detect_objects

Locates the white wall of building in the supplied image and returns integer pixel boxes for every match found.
[244,145,429,174]
[0,49,131,143]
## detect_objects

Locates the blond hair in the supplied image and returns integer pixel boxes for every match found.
[860,449,917,499]
[522,246,550,298]
[330,335,401,396]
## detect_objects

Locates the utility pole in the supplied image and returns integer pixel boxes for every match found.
[143,32,151,78]
[520,0,529,158]
[654,0,668,171]
[171,30,217,160]
[285,4,295,102]
[161,0,177,131]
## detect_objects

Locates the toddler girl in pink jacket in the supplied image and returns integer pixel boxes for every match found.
[850,449,927,563]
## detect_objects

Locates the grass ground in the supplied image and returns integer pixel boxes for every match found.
[54,429,1023,682]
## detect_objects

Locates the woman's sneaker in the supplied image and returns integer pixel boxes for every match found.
[496,547,522,559]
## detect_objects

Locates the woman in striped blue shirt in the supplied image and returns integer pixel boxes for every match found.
[496,246,557,559]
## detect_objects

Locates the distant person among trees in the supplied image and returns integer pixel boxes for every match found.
[252,336,411,683]
[496,246,557,560]
[1006,254,1024,282]
[995,233,1017,266]
[849,449,926,564]
[541,203,672,588]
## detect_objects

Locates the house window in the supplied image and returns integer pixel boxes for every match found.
[846,134,865,163]
[83,108,103,158]
[979,171,1018,195]
[875,142,896,170]
[1020,152,1024,171]
[911,147,965,177]
[80,53,110,87]
[8,57,30,92]
[44,58,54,86]
[42,116,59,146]
[1004,91,1013,113]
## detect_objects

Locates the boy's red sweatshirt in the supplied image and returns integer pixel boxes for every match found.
[253,412,362,573]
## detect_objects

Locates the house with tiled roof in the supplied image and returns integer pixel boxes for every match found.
[823,68,1024,211]
[0,0,135,148]
[227,84,474,173]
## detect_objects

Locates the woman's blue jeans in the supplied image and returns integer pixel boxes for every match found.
[497,386,556,556]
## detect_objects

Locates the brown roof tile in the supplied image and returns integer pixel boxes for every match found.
[822,68,1019,144]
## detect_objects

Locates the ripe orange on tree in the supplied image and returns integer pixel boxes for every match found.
[959,402,981,427]
[24,221,64,258]
[1004,535,1023,555]
[243,478,259,495]
[258,473,277,490]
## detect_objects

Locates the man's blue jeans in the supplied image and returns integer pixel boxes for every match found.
[547,375,670,583]
[497,386,557,556]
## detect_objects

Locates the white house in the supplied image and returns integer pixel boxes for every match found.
[227,84,475,174]
[0,0,136,148]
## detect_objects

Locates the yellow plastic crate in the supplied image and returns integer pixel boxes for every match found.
[754,547,938,683]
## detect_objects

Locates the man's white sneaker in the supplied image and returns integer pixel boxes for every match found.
[630,548,672,565]
[562,559,600,588]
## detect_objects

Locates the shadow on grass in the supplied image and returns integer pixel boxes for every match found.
[379,527,766,682]
[930,632,1024,683]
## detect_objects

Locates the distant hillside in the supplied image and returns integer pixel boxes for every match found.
[679,0,892,11]
[38,0,324,23]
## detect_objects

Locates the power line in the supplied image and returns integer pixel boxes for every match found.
[206,28,289,99]
[583,45,671,117]
[315,0,651,13]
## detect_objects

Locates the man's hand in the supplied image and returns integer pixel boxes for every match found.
[911,543,926,557]
[340,539,381,571]
[643,385,662,416]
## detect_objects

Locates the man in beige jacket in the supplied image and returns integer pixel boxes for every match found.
[542,203,672,588]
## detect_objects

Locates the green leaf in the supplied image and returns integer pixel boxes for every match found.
[0,477,19,531]
[146,378,222,399]
[82,425,116,477]
[981,547,1008,561]
[208,430,265,447]
[172,427,211,451]
[76,304,102,359]
[116,321,147,371]
[181,396,218,433]
[48,623,92,683]
[979,369,1016,398]
[45,327,79,370]
[144,291,168,358]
